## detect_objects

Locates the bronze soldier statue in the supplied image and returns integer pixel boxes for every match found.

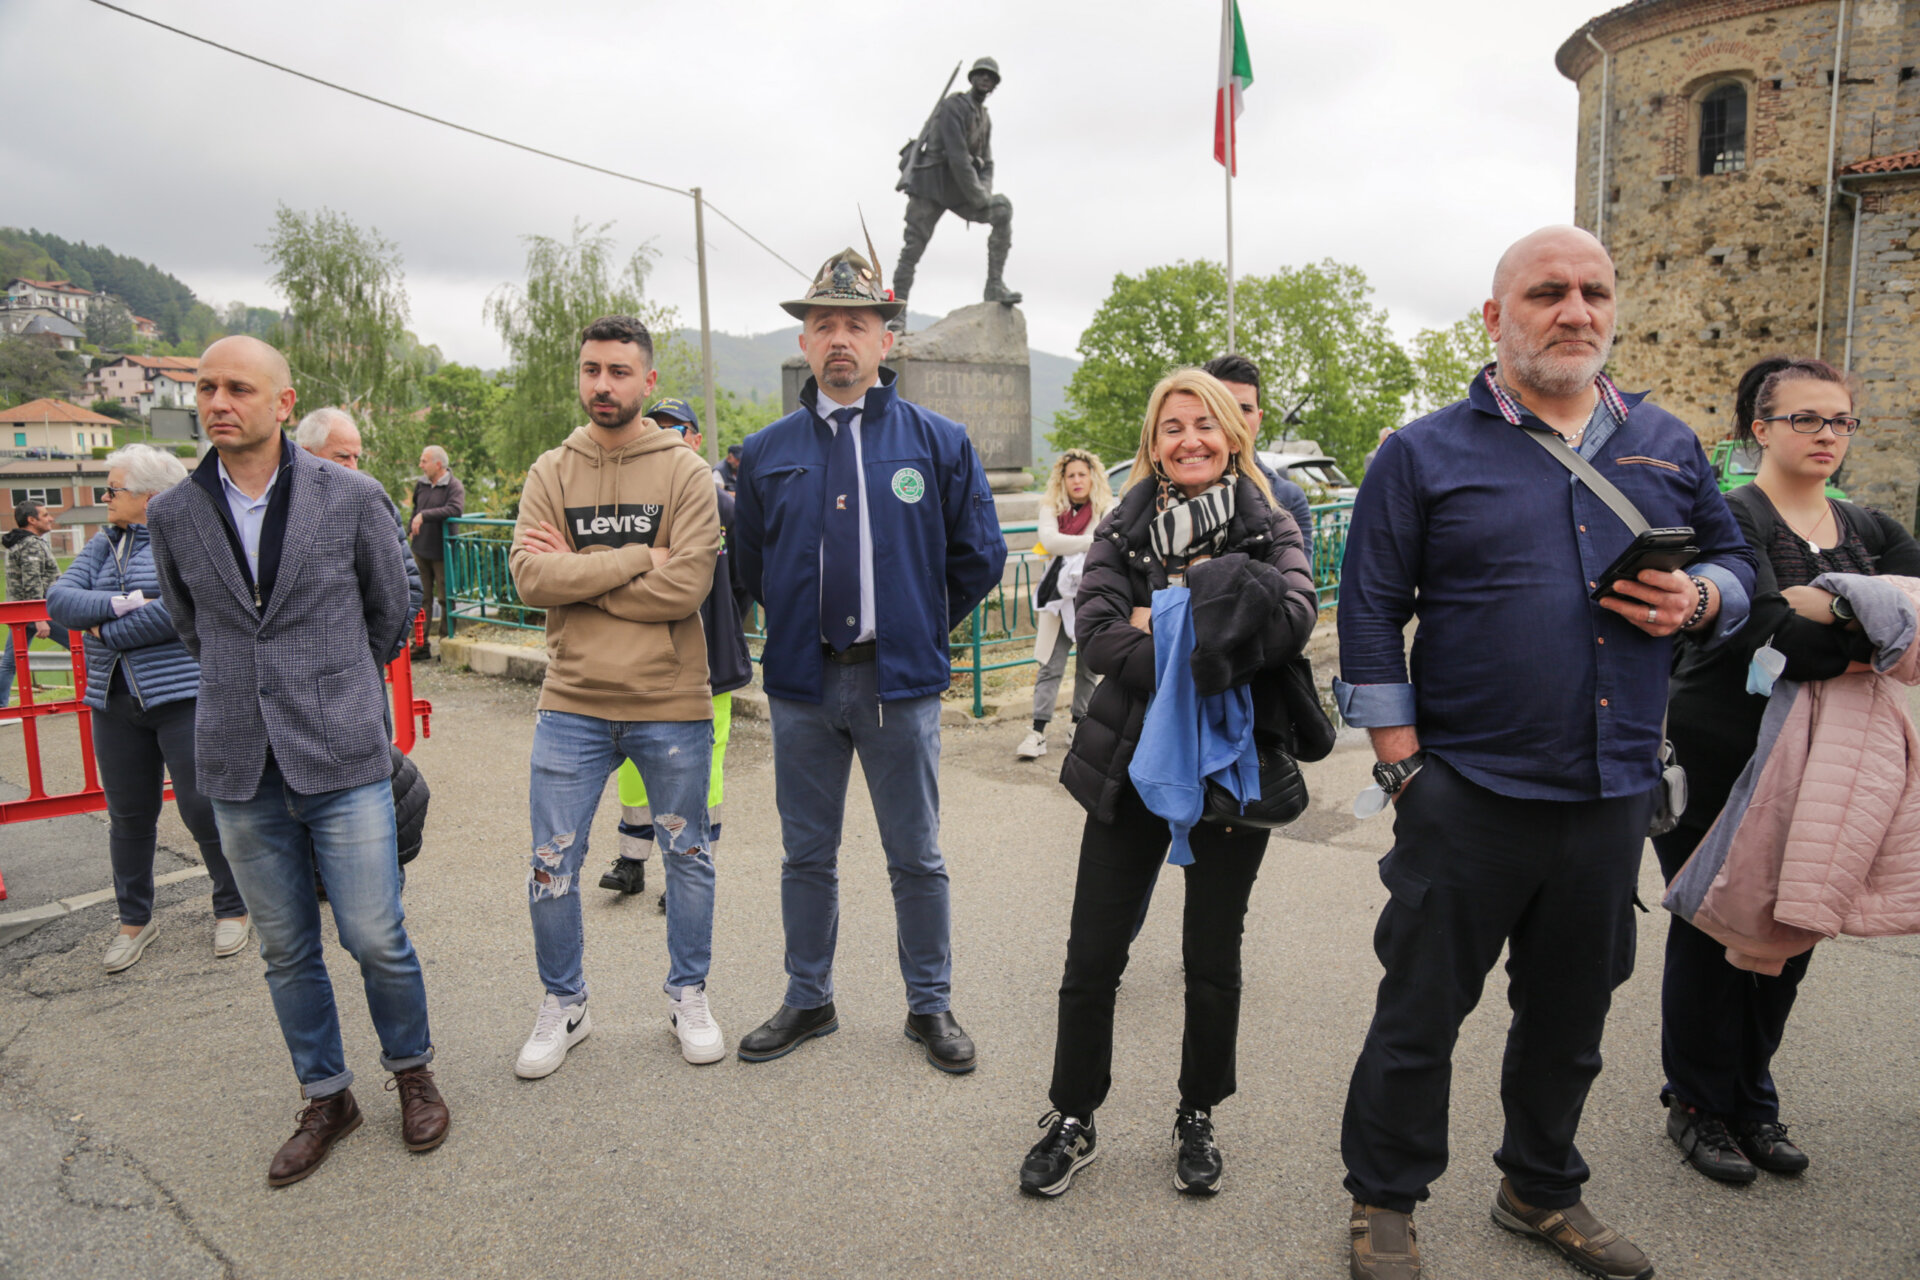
[892,56,1020,332]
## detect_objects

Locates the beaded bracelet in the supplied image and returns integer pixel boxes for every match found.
[1682,575,1710,630]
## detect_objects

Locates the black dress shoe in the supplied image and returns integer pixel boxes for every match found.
[737,1002,837,1062]
[903,1010,976,1074]
[1733,1119,1809,1174]
[1666,1102,1757,1184]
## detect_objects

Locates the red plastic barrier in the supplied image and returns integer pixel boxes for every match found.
[0,601,432,857]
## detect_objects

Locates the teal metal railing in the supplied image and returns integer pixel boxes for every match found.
[443,517,541,633]
[448,504,1354,715]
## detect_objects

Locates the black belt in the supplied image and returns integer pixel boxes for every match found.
[822,641,877,665]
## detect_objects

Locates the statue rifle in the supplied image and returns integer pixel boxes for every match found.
[897,61,963,190]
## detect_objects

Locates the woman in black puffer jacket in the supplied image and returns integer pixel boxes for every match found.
[1018,368,1317,1201]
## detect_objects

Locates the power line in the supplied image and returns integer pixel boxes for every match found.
[78,0,809,280]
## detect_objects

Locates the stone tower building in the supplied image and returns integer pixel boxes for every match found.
[1558,0,1919,522]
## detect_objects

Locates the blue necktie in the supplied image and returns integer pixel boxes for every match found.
[821,406,862,651]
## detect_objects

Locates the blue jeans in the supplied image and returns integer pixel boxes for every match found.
[1,623,69,706]
[527,710,714,1004]
[212,757,432,1099]
[768,660,950,1015]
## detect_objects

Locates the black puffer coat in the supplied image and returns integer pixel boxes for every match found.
[1059,473,1317,825]
[391,746,430,866]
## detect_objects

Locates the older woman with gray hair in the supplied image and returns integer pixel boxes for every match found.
[48,444,248,972]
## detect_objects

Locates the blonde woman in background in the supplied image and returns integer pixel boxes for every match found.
[1016,448,1114,760]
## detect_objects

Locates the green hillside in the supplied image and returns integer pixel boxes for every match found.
[1,227,218,345]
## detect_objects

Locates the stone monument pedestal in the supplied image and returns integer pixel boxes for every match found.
[783,302,1033,496]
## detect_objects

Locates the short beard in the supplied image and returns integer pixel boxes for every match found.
[820,360,862,390]
[1500,330,1612,399]
[584,394,643,429]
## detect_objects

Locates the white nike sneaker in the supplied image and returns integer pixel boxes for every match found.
[515,993,590,1079]
[668,986,726,1064]
[1016,729,1048,760]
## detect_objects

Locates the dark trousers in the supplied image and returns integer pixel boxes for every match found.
[92,694,244,927]
[1341,756,1651,1213]
[417,557,444,636]
[1653,825,1810,1122]
[1049,785,1268,1119]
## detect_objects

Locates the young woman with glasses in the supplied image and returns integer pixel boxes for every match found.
[1658,356,1920,1185]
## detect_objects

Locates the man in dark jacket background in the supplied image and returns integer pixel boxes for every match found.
[733,247,1005,1073]
[410,445,464,654]
[891,56,1019,327]
[2,502,69,706]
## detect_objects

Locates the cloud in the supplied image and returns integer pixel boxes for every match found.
[1,0,1604,363]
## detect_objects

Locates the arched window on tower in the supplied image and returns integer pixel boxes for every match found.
[1699,83,1748,175]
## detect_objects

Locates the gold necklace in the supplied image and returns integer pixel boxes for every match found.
[1778,501,1835,553]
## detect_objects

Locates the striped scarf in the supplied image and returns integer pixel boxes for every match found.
[1148,479,1236,566]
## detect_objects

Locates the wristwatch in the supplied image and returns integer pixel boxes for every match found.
[1830,594,1856,624]
[1372,751,1427,797]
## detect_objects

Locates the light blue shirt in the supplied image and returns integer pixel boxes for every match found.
[215,456,280,582]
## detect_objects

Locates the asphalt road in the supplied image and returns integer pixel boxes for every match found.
[2,664,1917,1280]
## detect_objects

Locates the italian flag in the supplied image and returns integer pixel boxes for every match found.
[1214,0,1252,174]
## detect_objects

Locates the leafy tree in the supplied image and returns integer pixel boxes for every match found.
[89,398,134,422]
[421,362,504,478]
[1408,309,1495,417]
[1049,259,1413,476]
[264,205,419,416]
[221,301,281,338]
[0,336,82,406]
[85,297,134,351]
[18,229,200,341]
[486,221,684,473]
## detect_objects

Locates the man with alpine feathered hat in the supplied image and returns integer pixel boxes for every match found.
[733,246,1006,1072]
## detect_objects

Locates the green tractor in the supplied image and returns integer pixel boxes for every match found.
[1709,440,1848,501]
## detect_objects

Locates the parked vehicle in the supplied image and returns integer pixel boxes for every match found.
[1710,439,1847,501]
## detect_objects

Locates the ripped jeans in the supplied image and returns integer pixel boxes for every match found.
[527,710,714,1005]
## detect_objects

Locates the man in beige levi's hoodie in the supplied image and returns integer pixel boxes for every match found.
[507,315,725,1080]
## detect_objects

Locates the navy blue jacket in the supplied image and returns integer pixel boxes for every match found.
[47,523,201,713]
[1334,368,1756,801]
[704,488,752,697]
[735,369,1006,703]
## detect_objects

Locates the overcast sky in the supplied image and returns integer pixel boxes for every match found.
[3,0,1607,365]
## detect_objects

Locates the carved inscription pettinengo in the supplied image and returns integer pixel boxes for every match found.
[895,360,1033,471]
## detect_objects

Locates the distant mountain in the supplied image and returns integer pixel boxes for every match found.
[673,311,1079,466]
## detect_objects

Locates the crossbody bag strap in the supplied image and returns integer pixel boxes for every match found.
[1520,427,1650,537]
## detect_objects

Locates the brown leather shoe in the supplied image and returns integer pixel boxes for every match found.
[1491,1178,1653,1280]
[267,1090,362,1187]
[388,1066,449,1152]
[1350,1202,1421,1280]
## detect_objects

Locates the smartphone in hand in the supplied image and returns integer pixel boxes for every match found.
[1591,528,1698,602]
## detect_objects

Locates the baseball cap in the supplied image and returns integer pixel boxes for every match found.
[646,397,700,431]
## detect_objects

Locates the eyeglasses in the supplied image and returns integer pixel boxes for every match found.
[102,485,132,498]
[1761,412,1861,435]
[661,421,691,435]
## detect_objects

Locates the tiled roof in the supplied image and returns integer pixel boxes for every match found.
[0,398,123,425]
[155,369,196,383]
[6,277,92,296]
[1841,149,1920,176]
[21,315,83,339]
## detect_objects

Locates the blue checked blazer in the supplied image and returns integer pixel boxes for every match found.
[147,441,412,802]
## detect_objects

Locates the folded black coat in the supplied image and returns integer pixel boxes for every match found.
[1187,552,1290,697]
[1059,473,1317,826]
[390,746,430,866]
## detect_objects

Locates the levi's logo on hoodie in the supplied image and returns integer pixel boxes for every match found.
[566,503,664,549]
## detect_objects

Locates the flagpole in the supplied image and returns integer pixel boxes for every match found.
[1222,0,1236,354]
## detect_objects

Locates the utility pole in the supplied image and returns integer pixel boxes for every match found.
[691,187,720,466]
